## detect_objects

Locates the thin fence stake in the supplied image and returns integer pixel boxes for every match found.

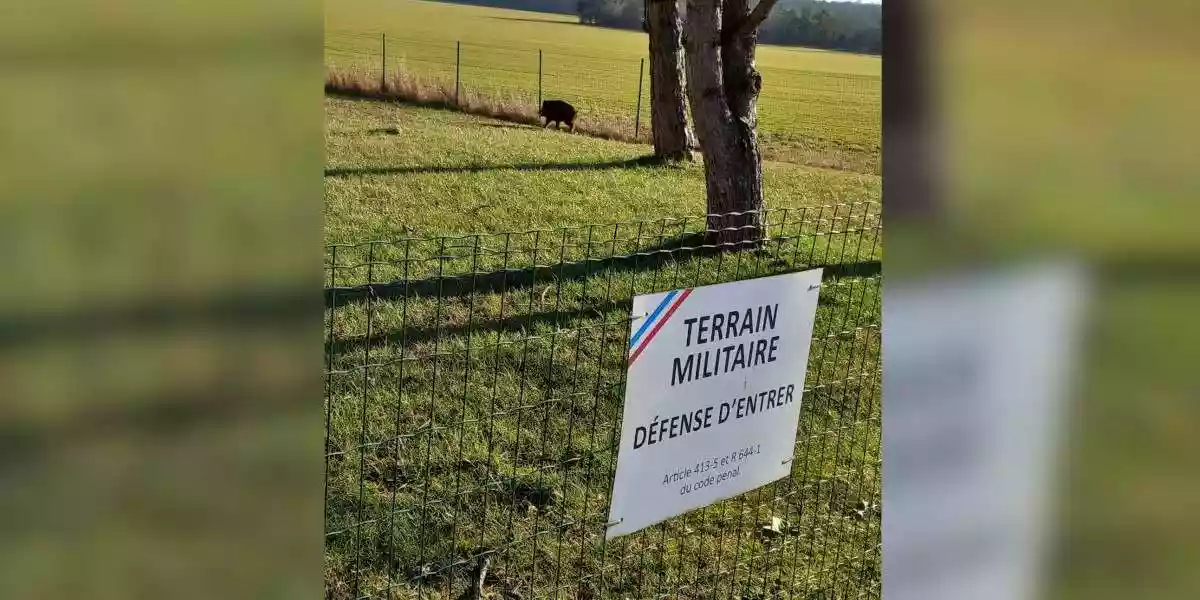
[537,49,543,108]
[635,58,645,139]
[455,41,462,106]
[380,33,386,91]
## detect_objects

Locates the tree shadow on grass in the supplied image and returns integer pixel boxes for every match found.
[325,229,880,357]
[328,230,713,310]
[326,127,403,137]
[325,155,669,178]
[326,231,877,309]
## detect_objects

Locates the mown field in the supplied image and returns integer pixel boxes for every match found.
[324,96,882,599]
[325,0,881,173]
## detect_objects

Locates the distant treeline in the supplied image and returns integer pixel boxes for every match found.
[435,0,880,54]
[760,0,880,54]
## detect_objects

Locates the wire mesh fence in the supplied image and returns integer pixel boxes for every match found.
[325,204,882,599]
[325,30,881,172]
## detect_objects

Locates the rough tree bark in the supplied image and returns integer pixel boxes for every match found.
[684,0,779,246]
[647,0,696,160]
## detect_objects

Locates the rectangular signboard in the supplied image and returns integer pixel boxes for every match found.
[884,264,1084,600]
[606,269,823,539]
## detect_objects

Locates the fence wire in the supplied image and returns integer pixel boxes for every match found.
[325,204,882,599]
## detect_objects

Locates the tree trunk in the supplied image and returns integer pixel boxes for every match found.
[684,0,765,246]
[648,0,695,160]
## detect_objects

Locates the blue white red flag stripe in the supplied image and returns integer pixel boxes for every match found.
[628,288,692,367]
[629,290,678,349]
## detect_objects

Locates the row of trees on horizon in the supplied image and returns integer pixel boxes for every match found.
[435,0,881,54]
[579,0,880,54]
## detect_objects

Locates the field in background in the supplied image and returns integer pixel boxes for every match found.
[325,0,881,173]
[324,97,882,598]
[325,97,881,242]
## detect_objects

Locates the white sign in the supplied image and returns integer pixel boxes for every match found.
[884,263,1085,600]
[606,269,823,539]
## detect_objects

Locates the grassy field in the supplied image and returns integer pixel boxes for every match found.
[325,0,881,173]
[324,96,882,599]
[325,97,881,242]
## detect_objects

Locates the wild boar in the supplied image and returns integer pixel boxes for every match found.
[539,99,577,132]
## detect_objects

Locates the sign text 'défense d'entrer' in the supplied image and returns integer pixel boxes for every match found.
[606,269,822,539]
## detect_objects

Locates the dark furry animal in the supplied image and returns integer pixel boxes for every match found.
[539,100,576,132]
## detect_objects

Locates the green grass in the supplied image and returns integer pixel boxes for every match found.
[325,0,881,173]
[325,96,881,599]
[325,97,881,242]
